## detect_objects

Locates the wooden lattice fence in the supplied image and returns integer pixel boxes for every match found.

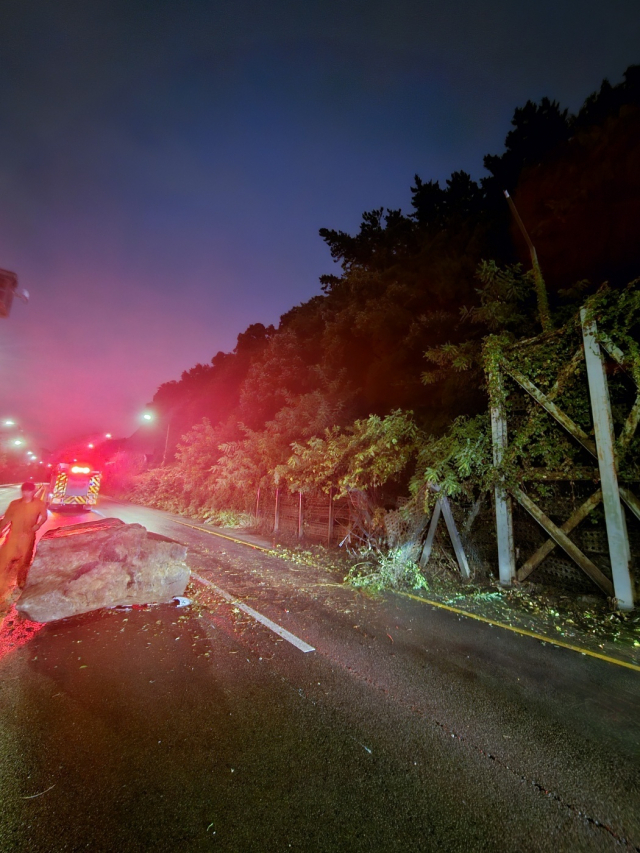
[486,302,639,609]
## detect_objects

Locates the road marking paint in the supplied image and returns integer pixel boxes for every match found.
[192,572,315,653]
[172,519,273,552]
[399,592,640,673]
[21,784,56,799]
[349,735,372,754]
[167,516,639,673]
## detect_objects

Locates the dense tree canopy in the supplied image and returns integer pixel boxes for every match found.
[126,65,640,517]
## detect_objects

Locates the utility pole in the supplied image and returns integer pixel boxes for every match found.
[0,269,28,318]
[503,191,552,333]
[161,415,173,466]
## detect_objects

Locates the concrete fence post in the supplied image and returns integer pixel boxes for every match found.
[273,488,280,535]
[490,368,516,585]
[327,487,335,545]
[581,309,634,610]
[298,492,304,539]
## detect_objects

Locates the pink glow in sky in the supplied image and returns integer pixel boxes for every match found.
[0,262,246,449]
[1,1,638,451]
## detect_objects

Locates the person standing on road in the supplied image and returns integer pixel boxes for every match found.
[0,482,48,606]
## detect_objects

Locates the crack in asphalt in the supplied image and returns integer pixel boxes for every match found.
[433,720,640,851]
[328,653,640,852]
[282,654,639,850]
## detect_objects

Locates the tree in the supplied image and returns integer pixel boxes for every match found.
[120,65,640,521]
[483,97,571,193]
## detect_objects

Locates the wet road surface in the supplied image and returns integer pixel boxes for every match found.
[0,489,639,852]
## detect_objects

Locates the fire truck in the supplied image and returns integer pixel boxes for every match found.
[48,463,102,511]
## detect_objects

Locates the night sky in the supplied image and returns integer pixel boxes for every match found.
[0,0,638,451]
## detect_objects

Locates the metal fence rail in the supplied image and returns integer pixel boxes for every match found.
[256,488,352,544]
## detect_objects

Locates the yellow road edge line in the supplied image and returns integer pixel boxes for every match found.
[171,518,273,553]
[171,517,640,674]
[399,591,640,673]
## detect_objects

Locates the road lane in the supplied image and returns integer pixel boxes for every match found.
[192,571,316,652]
[0,491,638,851]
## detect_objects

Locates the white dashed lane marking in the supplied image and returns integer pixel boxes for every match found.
[192,572,316,653]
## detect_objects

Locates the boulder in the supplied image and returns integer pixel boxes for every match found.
[16,518,189,622]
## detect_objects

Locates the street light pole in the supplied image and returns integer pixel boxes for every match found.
[141,408,177,467]
[161,414,173,467]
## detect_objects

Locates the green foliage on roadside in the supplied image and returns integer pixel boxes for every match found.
[101,451,149,497]
[282,409,420,496]
[346,549,429,594]
[123,272,640,551]
[115,64,640,589]
[410,415,492,507]
[485,280,640,495]
[199,509,255,528]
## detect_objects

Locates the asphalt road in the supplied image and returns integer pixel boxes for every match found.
[0,488,639,852]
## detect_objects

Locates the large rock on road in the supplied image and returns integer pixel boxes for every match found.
[16,518,189,622]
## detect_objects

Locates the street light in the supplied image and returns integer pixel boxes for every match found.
[3,419,15,427]
[88,443,94,448]
[141,408,175,465]
[13,439,23,446]
[105,433,112,439]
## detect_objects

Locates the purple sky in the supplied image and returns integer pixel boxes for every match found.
[0,0,639,451]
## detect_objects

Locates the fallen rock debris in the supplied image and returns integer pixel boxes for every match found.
[16,518,189,622]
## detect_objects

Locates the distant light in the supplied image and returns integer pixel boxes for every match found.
[13,439,23,446]
[47,463,52,468]
[143,413,153,421]
[3,419,15,426]
[88,443,94,448]
[105,433,112,439]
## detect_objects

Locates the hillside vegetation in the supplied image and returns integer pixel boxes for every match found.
[111,65,640,524]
